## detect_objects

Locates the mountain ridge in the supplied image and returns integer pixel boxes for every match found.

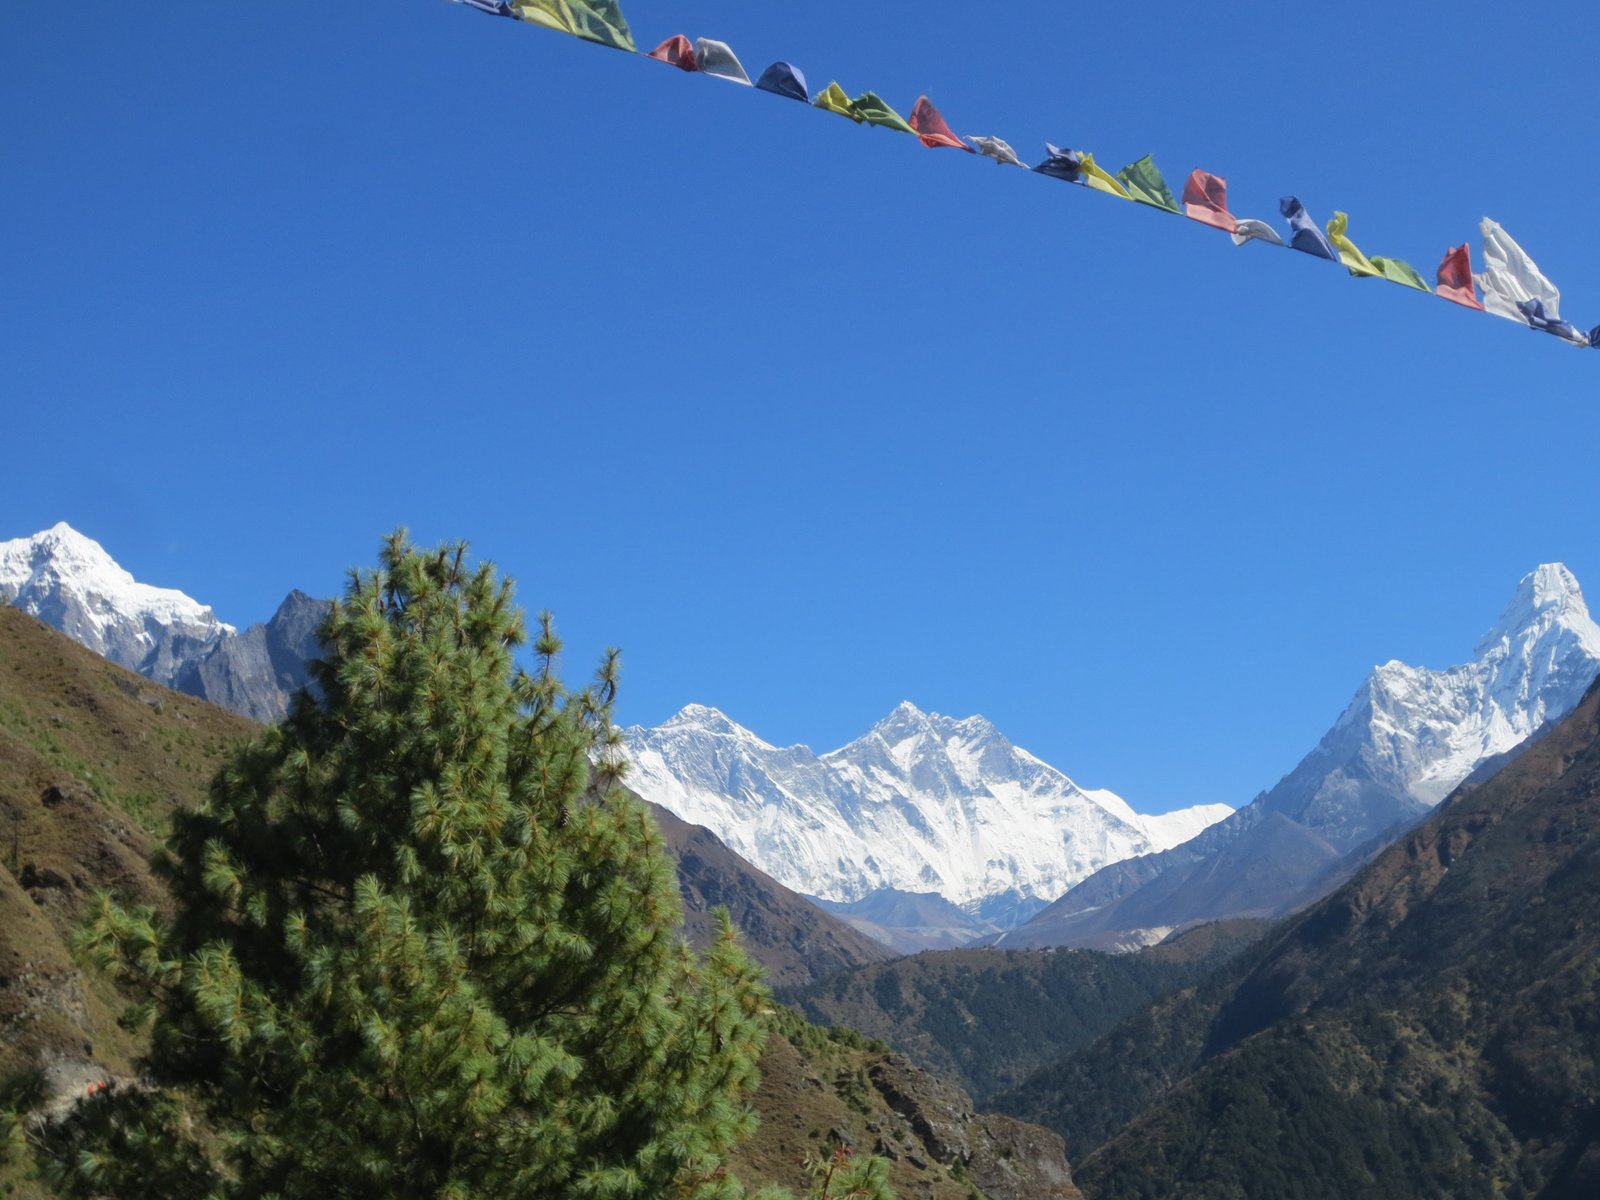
[996,563,1600,950]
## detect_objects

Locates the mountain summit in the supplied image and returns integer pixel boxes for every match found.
[623,703,1230,927]
[1004,563,1600,949]
[1,523,326,723]
[0,523,231,683]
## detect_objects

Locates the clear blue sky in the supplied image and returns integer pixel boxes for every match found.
[4,2,1598,814]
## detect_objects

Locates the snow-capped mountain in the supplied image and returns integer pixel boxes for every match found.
[1,524,326,722]
[1003,563,1600,950]
[624,701,1231,924]
[1,523,232,684]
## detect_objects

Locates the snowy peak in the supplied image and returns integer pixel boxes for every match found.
[624,700,1233,922]
[1475,563,1597,659]
[660,703,769,742]
[1,524,232,680]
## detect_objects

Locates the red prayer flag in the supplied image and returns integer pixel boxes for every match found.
[648,35,698,71]
[908,96,976,152]
[1181,169,1236,233]
[1435,243,1484,310]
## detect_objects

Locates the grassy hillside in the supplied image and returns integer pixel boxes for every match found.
[1001,678,1600,1200]
[789,921,1263,1105]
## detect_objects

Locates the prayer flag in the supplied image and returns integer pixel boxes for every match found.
[1078,152,1131,199]
[648,35,697,71]
[815,82,863,121]
[755,62,809,102]
[852,92,915,134]
[1034,143,1084,181]
[1325,212,1381,277]
[1117,155,1180,213]
[908,96,976,151]
[1475,218,1563,326]
[1517,299,1590,345]
[460,0,517,17]
[1230,218,1284,247]
[1368,257,1431,292]
[970,136,1026,166]
[1435,244,1484,309]
[1182,170,1236,232]
[514,1,634,51]
[694,38,752,84]
[1279,196,1339,261]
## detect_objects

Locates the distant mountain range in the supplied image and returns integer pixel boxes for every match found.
[623,702,1231,932]
[9,523,1597,962]
[1000,563,1600,950]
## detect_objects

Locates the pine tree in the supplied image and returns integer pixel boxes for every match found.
[53,532,791,1199]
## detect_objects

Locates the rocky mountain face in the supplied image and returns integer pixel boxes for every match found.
[1000,674,1600,1200]
[1000,563,1600,950]
[624,702,1231,931]
[1,524,329,724]
[173,589,329,723]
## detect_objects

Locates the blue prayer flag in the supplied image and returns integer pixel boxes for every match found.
[755,62,810,102]
[1279,196,1340,262]
[1591,325,1600,349]
[1034,143,1084,182]
[1517,299,1590,345]
[461,0,517,15]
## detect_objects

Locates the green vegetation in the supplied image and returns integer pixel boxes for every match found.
[789,922,1264,1106]
[5,534,895,1200]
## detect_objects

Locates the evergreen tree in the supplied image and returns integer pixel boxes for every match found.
[49,532,805,1199]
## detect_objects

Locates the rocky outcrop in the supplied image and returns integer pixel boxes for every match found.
[174,590,328,723]
[867,1055,1082,1200]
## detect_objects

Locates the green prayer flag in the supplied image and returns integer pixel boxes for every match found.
[815,82,864,122]
[513,0,634,51]
[1369,256,1431,292]
[851,91,915,134]
[1117,155,1181,213]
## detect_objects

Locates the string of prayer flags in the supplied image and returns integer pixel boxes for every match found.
[853,92,916,134]
[1034,144,1085,182]
[970,136,1026,167]
[648,35,697,70]
[694,39,751,84]
[1476,219,1563,327]
[1231,218,1284,247]
[908,97,975,151]
[1117,155,1181,214]
[1435,245,1484,309]
[1182,170,1236,232]
[815,83,863,122]
[444,0,1593,354]
[756,62,809,102]
[1078,152,1132,199]
[1280,196,1340,261]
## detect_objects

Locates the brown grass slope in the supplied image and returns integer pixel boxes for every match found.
[1002,677,1600,1200]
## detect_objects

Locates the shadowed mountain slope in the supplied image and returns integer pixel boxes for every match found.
[999,675,1600,1200]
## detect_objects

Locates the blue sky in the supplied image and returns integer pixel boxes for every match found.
[3,1,1598,814]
